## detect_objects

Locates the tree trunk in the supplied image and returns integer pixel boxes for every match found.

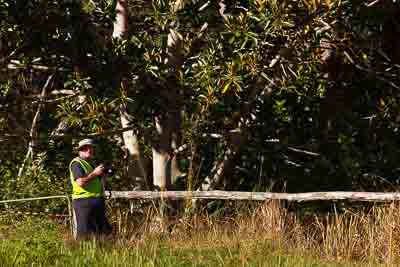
[112,0,147,189]
[151,95,183,190]
[120,103,147,189]
[152,113,172,190]
[318,38,353,190]
[151,27,184,190]
[201,131,245,191]
[199,78,266,191]
[112,0,128,39]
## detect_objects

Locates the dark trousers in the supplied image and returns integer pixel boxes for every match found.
[72,197,112,239]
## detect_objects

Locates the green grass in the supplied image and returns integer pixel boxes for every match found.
[0,242,339,267]
[3,201,400,267]
[0,218,342,267]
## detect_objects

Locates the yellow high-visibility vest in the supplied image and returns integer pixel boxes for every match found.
[69,157,102,199]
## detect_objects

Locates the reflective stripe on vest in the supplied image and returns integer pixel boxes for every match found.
[69,157,102,199]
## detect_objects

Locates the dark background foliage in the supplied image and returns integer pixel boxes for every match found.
[1,0,400,202]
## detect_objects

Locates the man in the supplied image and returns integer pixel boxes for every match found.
[69,138,112,239]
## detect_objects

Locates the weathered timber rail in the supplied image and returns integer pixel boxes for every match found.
[108,191,400,202]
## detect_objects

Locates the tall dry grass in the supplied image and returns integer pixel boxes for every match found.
[111,200,400,265]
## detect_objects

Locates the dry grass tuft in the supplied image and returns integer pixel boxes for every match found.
[110,200,400,265]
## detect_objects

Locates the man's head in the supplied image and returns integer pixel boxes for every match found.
[78,138,95,159]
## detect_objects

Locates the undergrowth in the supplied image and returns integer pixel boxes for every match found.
[1,200,399,266]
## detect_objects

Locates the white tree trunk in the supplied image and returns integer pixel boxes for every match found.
[152,149,170,190]
[201,132,244,191]
[112,0,128,39]
[112,0,147,188]
[199,80,264,191]
[151,24,185,190]
[120,104,147,189]
[152,114,171,190]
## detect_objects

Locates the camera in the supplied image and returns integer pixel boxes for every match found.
[104,167,114,177]
[100,163,114,177]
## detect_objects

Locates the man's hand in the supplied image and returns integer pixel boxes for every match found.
[92,164,105,176]
[76,165,105,187]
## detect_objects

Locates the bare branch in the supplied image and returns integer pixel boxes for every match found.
[366,0,380,7]
[287,146,320,157]
[6,60,68,71]
[17,73,54,178]
[31,93,78,105]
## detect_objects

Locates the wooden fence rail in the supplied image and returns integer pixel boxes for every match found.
[108,191,400,202]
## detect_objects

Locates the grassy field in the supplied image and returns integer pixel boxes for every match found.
[0,220,335,267]
[1,201,399,266]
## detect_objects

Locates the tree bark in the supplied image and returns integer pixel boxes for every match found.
[318,38,354,191]
[152,113,172,190]
[200,78,268,191]
[120,103,147,189]
[152,26,184,190]
[201,131,245,190]
[112,0,128,39]
[112,0,147,189]
[152,109,183,189]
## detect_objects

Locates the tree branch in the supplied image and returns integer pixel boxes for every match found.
[17,73,54,178]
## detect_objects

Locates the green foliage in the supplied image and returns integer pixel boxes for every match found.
[1,0,400,194]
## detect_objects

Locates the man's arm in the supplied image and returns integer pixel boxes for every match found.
[76,166,104,187]
[72,163,105,187]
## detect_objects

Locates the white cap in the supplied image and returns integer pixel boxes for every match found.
[78,138,95,150]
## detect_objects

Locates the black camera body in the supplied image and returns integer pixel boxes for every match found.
[104,167,114,177]
[100,163,114,177]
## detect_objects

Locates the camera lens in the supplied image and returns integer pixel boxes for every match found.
[106,168,114,176]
